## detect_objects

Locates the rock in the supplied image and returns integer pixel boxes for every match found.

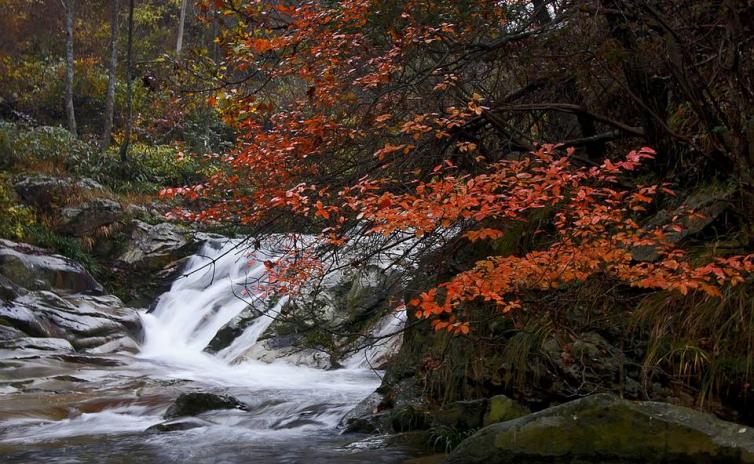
[432,399,488,431]
[0,337,74,351]
[0,301,58,338]
[632,186,733,262]
[118,221,198,270]
[204,305,262,353]
[85,336,139,354]
[340,391,388,434]
[342,417,378,434]
[445,394,754,464]
[13,175,103,210]
[482,395,530,427]
[146,418,211,433]
[234,337,332,368]
[13,292,127,340]
[0,274,25,302]
[345,266,402,319]
[116,221,205,306]
[0,324,27,340]
[0,290,142,350]
[164,392,249,419]
[0,239,103,294]
[390,405,431,432]
[59,198,123,236]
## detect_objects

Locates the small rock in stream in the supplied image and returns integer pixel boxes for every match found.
[164,392,249,419]
[146,418,212,433]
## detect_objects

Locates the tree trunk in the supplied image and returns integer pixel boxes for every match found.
[176,0,188,55]
[63,0,77,136]
[118,0,134,162]
[100,0,119,152]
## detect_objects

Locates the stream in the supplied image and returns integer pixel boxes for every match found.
[0,240,418,463]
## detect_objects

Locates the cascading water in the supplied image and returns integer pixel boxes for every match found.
[0,238,412,463]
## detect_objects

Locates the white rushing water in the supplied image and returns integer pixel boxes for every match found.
[1,237,407,459]
[137,236,385,399]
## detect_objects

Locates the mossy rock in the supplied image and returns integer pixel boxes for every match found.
[432,399,488,430]
[446,394,754,463]
[483,395,530,427]
[391,405,432,432]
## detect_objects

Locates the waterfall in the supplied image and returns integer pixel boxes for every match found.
[139,238,273,362]
[1,236,409,462]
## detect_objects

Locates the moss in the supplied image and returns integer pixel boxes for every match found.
[483,395,530,427]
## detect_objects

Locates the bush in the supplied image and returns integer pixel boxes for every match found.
[0,174,35,241]
[0,121,94,172]
[77,143,205,194]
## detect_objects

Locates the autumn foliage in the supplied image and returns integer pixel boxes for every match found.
[164,0,754,334]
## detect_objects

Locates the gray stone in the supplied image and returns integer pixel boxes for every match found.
[164,392,249,419]
[0,239,103,294]
[13,175,103,209]
[146,418,211,433]
[0,337,74,351]
[60,198,123,236]
[445,394,754,463]
[118,221,197,269]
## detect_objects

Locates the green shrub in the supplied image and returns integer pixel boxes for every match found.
[427,425,478,453]
[77,143,205,193]
[0,176,36,241]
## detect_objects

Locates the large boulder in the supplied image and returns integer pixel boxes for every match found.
[445,394,754,464]
[164,392,248,419]
[0,239,103,294]
[13,175,103,210]
[118,221,199,270]
[115,221,209,306]
[1,291,141,350]
[59,198,123,237]
[0,240,143,351]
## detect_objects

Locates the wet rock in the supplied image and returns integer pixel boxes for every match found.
[345,266,402,319]
[116,221,205,306]
[432,399,488,431]
[59,198,123,237]
[146,418,211,433]
[205,305,262,353]
[0,337,74,351]
[85,336,139,354]
[0,274,25,302]
[482,395,529,427]
[0,324,27,340]
[164,392,249,419]
[13,292,127,342]
[54,354,124,366]
[343,417,379,434]
[446,394,754,464]
[0,290,142,350]
[390,405,432,432]
[118,221,199,270]
[341,392,388,434]
[0,239,103,294]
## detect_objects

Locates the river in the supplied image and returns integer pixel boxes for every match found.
[0,239,420,463]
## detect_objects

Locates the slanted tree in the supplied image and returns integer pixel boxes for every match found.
[166,0,754,334]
